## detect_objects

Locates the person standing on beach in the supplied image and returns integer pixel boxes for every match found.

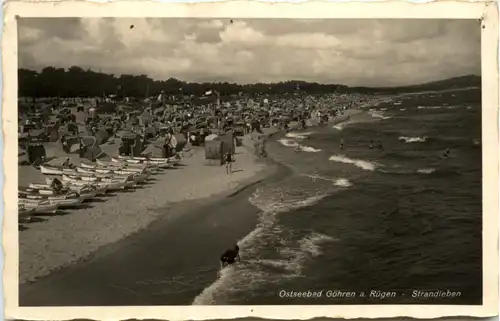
[225,152,234,174]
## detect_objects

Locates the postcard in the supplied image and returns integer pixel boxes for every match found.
[2,0,498,319]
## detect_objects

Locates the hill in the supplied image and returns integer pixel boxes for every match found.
[349,75,481,94]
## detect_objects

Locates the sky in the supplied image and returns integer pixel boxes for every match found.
[18,18,481,87]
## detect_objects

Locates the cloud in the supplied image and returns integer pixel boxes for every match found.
[17,18,480,87]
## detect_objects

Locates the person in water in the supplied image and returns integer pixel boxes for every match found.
[377,140,384,150]
[340,137,345,150]
[220,244,241,269]
[443,148,451,158]
[369,140,374,149]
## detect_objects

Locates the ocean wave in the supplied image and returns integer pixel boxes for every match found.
[417,106,442,110]
[285,132,312,140]
[278,138,321,153]
[299,145,322,153]
[399,136,428,143]
[369,111,391,120]
[299,232,337,257]
[400,108,407,111]
[329,155,378,171]
[192,193,332,305]
[278,139,299,148]
[333,121,351,131]
[302,174,352,187]
[334,178,352,187]
[417,168,436,174]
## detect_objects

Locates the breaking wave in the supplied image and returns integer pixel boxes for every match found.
[417,106,442,110]
[417,168,436,174]
[302,174,352,187]
[299,146,322,153]
[192,192,332,305]
[369,111,391,120]
[285,132,312,140]
[333,121,351,131]
[399,136,428,143]
[328,155,378,171]
[278,139,299,148]
[278,137,321,153]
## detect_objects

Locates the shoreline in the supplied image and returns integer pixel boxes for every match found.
[19,128,282,286]
[19,132,293,306]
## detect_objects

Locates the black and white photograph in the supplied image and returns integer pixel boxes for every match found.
[3,1,498,319]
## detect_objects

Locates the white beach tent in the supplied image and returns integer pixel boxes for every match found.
[205,133,219,142]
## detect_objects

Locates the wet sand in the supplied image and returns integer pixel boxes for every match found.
[20,159,291,306]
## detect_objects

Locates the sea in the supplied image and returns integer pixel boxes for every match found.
[192,88,483,305]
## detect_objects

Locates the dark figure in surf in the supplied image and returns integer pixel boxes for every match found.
[220,244,241,269]
[340,138,345,150]
[443,148,450,158]
[377,141,384,150]
[369,140,374,149]
[300,118,306,130]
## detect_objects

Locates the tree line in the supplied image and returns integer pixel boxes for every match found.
[19,66,480,99]
[19,66,350,99]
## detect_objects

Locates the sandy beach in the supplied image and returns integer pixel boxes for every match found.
[19,129,278,285]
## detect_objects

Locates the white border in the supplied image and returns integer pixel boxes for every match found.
[2,1,499,320]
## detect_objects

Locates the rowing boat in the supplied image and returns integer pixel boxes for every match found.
[111,156,174,169]
[26,184,99,200]
[116,154,181,165]
[18,192,84,208]
[81,161,150,174]
[96,159,159,173]
[75,167,148,183]
[19,199,59,214]
[61,174,128,190]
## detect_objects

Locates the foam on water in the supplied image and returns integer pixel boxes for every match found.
[299,232,337,257]
[299,145,322,153]
[369,111,392,120]
[302,174,352,187]
[334,178,352,187]
[399,136,428,143]
[192,192,332,305]
[417,106,442,110]
[417,168,436,174]
[285,132,312,140]
[278,139,299,148]
[333,121,351,131]
[329,155,378,171]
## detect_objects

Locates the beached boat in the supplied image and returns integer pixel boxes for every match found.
[96,159,159,173]
[76,164,148,177]
[18,199,59,214]
[111,156,173,169]
[116,154,181,165]
[19,187,80,199]
[44,177,109,193]
[18,192,84,208]
[26,184,99,200]
[61,174,129,190]
[40,164,67,175]
[41,164,134,180]
[76,167,148,183]
[81,161,150,174]
[18,205,35,219]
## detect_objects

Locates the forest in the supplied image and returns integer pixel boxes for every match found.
[18,66,480,98]
[18,66,348,99]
